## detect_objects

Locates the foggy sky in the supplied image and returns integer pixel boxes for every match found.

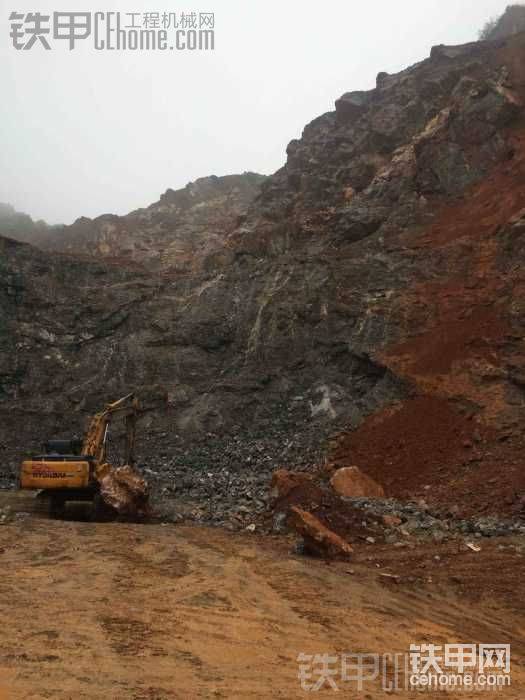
[0,0,514,224]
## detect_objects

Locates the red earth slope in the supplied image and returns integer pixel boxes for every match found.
[331,42,525,517]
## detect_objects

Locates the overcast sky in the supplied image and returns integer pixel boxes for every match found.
[0,0,515,224]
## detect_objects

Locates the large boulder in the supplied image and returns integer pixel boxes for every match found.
[289,506,353,559]
[329,466,385,499]
[269,469,313,500]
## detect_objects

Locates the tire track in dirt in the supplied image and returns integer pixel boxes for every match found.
[0,506,522,698]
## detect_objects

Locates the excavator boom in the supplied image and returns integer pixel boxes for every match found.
[82,393,138,465]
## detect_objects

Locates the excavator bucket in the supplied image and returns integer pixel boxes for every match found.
[88,394,148,518]
[98,465,150,518]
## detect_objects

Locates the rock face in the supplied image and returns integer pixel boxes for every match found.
[1,33,525,517]
[485,5,525,41]
[329,466,385,499]
[0,203,50,244]
[10,173,266,273]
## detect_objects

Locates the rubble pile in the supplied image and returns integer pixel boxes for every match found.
[268,467,525,558]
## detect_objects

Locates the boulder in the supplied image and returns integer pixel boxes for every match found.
[289,507,353,559]
[269,469,313,500]
[98,465,149,518]
[330,466,385,499]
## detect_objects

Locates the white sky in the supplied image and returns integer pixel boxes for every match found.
[0,0,514,224]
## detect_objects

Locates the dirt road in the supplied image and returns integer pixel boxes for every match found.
[0,497,523,699]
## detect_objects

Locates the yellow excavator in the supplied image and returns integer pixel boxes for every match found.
[19,394,149,518]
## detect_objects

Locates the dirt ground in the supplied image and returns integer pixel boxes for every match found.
[0,493,523,700]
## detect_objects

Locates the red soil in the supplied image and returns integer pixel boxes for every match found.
[386,124,525,377]
[388,301,508,376]
[331,395,525,517]
[422,132,525,249]
[332,122,525,517]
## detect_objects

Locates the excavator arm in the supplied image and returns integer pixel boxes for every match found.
[82,393,138,466]
[82,393,148,517]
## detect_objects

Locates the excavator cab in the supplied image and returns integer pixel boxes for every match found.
[19,394,149,518]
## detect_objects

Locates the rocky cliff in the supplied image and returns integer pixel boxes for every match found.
[2,32,525,517]
[486,4,525,40]
[0,203,50,245]
[8,173,266,273]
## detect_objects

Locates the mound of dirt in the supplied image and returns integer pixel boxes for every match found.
[331,395,525,517]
